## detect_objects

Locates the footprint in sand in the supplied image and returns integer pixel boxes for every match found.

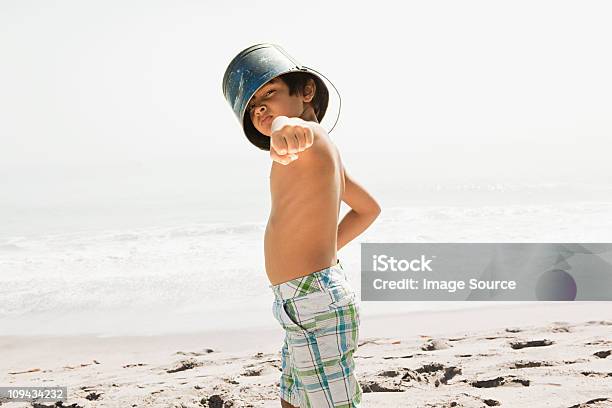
[428,393,502,407]
[165,358,203,373]
[550,326,572,333]
[585,340,612,346]
[509,339,554,349]
[84,392,102,400]
[482,335,517,340]
[122,363,147,368]
[202,394,231,408]
[242,367,264,376]
[585,320,612,326]
[469,375,530,388]
[580,371,612,378]
[508,360,554,369]
[175,348,214,356]
[421,339,451,351]
[568,397,612,408]
[366,362,463,392]
[505,327,522,333]
[593,350,611,359]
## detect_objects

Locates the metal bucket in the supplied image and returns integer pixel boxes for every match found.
[222,43,341,151]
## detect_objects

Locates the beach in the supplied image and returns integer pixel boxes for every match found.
[2,178,612,408]
[2,188,612,407]
[2,302,611,407]
[2,0,612,405]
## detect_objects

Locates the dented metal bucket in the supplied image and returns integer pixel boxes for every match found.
[222,43,341,151]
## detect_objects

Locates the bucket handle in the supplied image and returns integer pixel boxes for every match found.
[301,65,342,135]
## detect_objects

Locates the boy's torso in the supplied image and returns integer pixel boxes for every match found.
[264,124,345,286]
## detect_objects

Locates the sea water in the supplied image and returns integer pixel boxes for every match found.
[1,173,611,336]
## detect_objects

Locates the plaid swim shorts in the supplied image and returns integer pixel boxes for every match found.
[269,259,362,408]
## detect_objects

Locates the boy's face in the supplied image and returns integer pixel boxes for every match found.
[247,77,315,137]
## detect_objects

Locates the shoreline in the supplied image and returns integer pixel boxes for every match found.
[2,301,609,364]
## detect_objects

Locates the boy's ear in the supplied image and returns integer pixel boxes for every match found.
[303,78,316,103]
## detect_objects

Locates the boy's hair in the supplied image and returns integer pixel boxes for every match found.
[278,71,325,118]
[243,71,329,151]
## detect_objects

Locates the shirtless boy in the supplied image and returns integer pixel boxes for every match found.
[223,44,380,407]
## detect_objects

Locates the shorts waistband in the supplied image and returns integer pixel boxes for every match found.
[269,259,346,301]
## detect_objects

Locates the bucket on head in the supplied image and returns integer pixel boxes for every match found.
[222,43,341,151]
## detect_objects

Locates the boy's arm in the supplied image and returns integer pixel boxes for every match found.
[337,166,381,251]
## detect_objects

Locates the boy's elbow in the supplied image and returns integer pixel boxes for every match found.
[374,204,382,217]
[368,202,382,218]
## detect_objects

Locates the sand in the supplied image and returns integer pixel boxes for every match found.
[1,302,611,407]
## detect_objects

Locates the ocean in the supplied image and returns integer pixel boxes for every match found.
[1,167,611,336]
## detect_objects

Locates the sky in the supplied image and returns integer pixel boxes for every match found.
[1,0,611,231]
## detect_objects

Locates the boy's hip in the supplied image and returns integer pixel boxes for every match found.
[269,258,350,301]
[270,258,359,334]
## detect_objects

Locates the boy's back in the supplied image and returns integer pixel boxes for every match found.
[265,123,345,285]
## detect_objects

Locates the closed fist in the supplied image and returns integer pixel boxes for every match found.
[270,116,315,165]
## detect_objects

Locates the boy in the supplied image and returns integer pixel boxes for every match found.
[223,44,380,407]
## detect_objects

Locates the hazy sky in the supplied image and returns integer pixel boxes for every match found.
[1,0,611,225]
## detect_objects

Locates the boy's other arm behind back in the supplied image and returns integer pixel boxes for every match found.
[337,166,381,251]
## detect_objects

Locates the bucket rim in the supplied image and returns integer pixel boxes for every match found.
[222,43,298,99]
